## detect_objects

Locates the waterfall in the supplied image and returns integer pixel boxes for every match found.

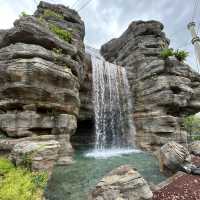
[85,47,139,158]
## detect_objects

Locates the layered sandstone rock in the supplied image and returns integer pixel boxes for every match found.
[189,141,200,156]
[157,141,192,174]
[0,1,85,170]
[71,51,95,147]
[101,21,200,150]
[89,165,153,200]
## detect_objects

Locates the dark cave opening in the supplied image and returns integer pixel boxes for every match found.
[70,119,95,149]
[170,86,182,94]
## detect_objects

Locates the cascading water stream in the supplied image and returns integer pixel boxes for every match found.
[85,47,139,158]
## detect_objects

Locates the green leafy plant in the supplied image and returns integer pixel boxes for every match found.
[43,9,64,20]
[193,135,200,141]
[31,171,48,189]
[183,115,200,142]
[20,11,28,17]
[174,49,189,62]
[21,153,33,170]
[49,24,72,43]
[0,168,36,200]
[160,48,174,59]
[0,157,48,200]
[0,157,14,175]
[37,16,46,24]
[52,48,63,55]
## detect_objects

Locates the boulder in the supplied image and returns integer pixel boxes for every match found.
[158,141,192,173]
[189,141,200,156]
[10,140,60,171]
[89,165,153,200]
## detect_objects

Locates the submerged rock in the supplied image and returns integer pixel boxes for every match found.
[89,165,153,200]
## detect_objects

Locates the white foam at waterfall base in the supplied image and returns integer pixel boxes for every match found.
[85,148,141,159]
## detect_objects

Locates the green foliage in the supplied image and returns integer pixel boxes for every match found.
[43,9,64,20]
[21,153,32,170]
[0,157,48,200]
[160,48,174,59]
[0,169,36,200]
[20,11,28,17]
[52,48,63,55]
[183,115,200,142]
[193,135,200,141]
[174,49,189,61]
[49,24,72,43]
[0,157,14,175]
[160,48,189,62]
[37,16,46,24]
[31,171,48,189]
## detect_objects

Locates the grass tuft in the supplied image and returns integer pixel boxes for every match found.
[43,9,64,20]
[49,24,72,43]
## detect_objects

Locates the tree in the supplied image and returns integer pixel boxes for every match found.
[183,115,200,142]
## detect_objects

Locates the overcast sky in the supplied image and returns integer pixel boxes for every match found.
[0,0,199,71]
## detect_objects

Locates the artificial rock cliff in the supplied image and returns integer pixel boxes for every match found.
[0,1,85,171]
[101,21,200,150]
[1,1,200,171]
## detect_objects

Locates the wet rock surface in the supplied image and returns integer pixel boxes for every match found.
[0,1,85,170]
[89,165,153,200]
[101,20,200,150]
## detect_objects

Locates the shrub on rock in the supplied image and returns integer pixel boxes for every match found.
[174,49,189,62]
[160,48,174,59]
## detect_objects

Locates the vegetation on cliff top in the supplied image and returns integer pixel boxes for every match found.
[160,48,174,59]
[160,48,189,62]
[43,9,64,20]
[174,49,189,61]
[20,11,29,17]
[0,157,48,200]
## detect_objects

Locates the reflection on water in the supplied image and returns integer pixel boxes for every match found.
[45,147,166,200]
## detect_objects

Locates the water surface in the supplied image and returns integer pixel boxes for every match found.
[45,147,166,200]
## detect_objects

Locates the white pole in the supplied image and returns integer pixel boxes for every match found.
[188,22,200,68]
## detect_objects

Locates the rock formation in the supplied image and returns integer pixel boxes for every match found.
[89,165,153,200]
[157,141,192,174]
[71,49,95,147]
[0,1,85,170]
[189,141,200,156]
[101,21,200,150]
